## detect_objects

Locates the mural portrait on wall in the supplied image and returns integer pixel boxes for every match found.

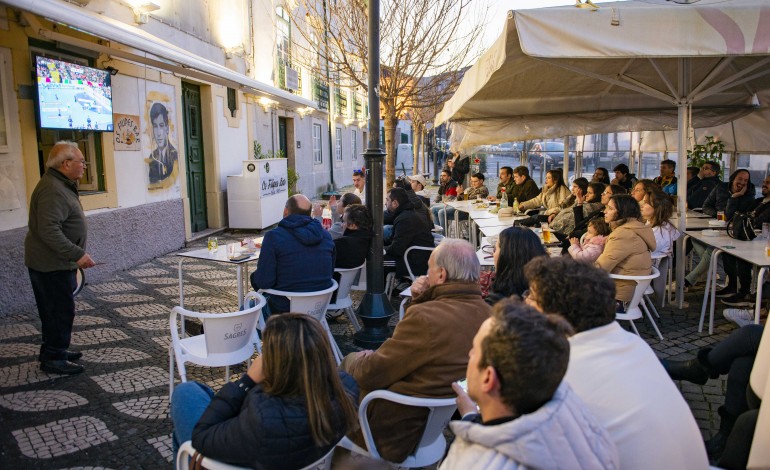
[146,102,177,187]
[144,84,178,191]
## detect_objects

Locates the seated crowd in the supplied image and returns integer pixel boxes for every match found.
[170,160,765,469]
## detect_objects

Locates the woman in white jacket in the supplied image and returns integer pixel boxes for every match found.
[519,169,571,216]
[641,191,680,259]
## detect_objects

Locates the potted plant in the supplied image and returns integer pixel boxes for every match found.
[687,136,725,176]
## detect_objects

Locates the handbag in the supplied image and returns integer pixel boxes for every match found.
[727,212,757,241]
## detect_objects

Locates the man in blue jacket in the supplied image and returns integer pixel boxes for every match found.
[251,194,335,314]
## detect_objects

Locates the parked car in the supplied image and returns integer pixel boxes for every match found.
[528,141,575,171]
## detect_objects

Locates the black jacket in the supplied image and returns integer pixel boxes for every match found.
[451,155,470,185]
[334,229,371,269]
[385,201,434,277]
[702,180,756,220]
[687,175,720,209]
[192,372,359,470]
[749,198,770,226]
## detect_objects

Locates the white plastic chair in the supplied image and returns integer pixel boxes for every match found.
[336,389,457,468]
[177,440,335,470]
[611,267,664,340]
[327,264,365,332]
[651,253,673,308]
[405,246,434,281]
[259,280,341,364]
[351,261,367,291]
[169,293,266,398]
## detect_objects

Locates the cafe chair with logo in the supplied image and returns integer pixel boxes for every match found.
[168,293,266,398]
[336,390,456,468]
[176,440,335,470]
[327,264,365,332]
[259,280,342,364]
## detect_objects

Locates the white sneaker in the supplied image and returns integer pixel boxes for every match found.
[723,308,766,327]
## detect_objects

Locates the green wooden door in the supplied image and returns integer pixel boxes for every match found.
[182,82,207,232]
[278,117,288,158]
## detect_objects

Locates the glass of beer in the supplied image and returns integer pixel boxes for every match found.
[541,223,552,243]
[207,236,219,254]
[717,211,726,222]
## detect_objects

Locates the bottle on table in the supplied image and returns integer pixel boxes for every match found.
[500,191,509,209]
[513,197,519,214]
[322,206,332,230]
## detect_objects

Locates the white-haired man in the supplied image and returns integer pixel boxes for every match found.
[342,238,490,462]
[25,142,96,375]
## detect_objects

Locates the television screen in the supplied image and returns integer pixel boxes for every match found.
[35,56,114,131]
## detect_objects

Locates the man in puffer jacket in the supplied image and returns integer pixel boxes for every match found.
[441,301,618,470]
[251,194,335,313]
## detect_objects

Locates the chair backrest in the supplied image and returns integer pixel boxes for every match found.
[177,440,335,470]
[609,267,659,313]
[351,261,367,291]
[261,280,339,323]
[358,389,456,463]
[334,264,365,303]
[405,246,435,280]
[170,292,266,357]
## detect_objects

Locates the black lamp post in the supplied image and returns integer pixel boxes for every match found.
[354,0,395,348]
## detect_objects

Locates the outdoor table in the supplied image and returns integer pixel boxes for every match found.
[685,210,711,219]
[686,230,769,334]
[176,237,262,310]
[476,238,495,267]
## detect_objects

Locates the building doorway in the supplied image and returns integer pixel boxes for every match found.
[182,82,207,232]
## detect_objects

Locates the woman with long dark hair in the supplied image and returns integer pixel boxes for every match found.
[592,167,611,185]
[519,169,571,216]
[484,227,547,305]
[595,194,655,305]
[171,314,359,469]
[641,191,679,259]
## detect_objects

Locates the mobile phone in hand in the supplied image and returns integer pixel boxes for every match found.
[456,378,468,392]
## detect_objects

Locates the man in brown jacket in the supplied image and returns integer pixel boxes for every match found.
[341,238,491,462]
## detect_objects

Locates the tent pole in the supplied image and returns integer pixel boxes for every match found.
[675,59,691,308]
[563,136,570,183]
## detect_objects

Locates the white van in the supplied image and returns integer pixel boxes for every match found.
[395,143,413,175]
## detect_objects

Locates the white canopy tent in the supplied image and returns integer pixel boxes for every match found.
[436,0,770,307]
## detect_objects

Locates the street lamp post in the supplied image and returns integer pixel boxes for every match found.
[354,0,395,348]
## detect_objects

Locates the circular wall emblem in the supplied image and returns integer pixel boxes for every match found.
[246,163,256,172]
[264,162,270,173]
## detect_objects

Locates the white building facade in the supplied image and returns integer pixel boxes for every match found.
[0,0,368,315]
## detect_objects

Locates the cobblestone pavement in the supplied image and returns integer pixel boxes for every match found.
[0,232,737,468]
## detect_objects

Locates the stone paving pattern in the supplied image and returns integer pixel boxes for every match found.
[0,231,738,468]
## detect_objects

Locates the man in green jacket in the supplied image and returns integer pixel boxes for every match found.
[25,141,96,375]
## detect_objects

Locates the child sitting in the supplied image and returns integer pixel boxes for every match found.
[567,218,610,263]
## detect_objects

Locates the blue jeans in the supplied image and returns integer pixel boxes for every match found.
[685,241,713,285]
[431,204,456,232]
[170,381,215,459]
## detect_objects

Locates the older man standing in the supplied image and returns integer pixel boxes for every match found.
[26,142,96,375]
[342,239,490,462]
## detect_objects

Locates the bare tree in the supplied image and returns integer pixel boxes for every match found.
[295,0,487,187]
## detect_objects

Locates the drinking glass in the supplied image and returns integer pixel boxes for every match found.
[763,222,770,240]
[717,211,726,222]
[227,243,237,259]
[207,236,219,254]
[541,223,552,243]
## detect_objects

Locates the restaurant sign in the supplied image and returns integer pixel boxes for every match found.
[260,161,287,197]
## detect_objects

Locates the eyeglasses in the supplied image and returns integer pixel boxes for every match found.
[67,159,87,167]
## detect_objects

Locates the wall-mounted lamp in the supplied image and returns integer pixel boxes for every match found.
[297,106,315,118]
[258,97,278,112]
[134,2,160,24]
[105,66,119,76]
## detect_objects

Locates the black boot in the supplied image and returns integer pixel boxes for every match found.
[663,347,718,385]
[705,406,736,461]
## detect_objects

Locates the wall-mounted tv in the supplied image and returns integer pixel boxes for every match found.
[35,56,114,132]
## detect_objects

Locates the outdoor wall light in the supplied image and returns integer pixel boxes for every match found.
[105,66,119,76]
[297,106,315,118]
[133,2,160,24]
[258,97,278,112]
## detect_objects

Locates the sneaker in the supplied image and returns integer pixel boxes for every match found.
[721,293,754,307]
[724,308,767,327]
[715,286,736,298]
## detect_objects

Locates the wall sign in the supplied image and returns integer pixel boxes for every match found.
[113,113,141,151]
[260,161,287,197]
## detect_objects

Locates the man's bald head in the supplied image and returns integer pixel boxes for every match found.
[285,194,312,216]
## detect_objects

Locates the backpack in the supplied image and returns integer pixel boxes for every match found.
[727,212,757,241]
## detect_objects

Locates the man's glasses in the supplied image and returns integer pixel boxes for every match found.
[67,159,87,167]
